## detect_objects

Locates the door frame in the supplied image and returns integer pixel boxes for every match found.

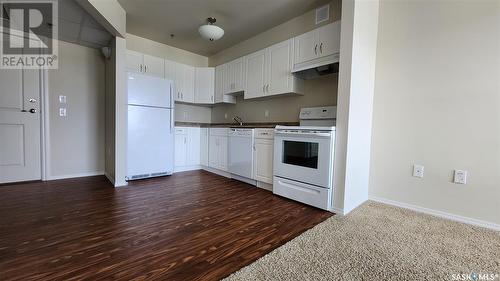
[41,68,50,181]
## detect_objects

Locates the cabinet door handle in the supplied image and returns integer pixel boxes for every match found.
[320,43,323,54]
[314,44,318,55]
[145,65,147,72]
[140,64,143,72]
[266,84,269,93]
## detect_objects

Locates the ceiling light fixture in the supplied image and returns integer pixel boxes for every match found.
[198,17,224,41]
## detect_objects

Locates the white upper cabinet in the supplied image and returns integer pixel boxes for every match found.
[244,39,302,100]
[225,57,245,94]
[267,39,294,95]
[126,50,143,73]
[215,65,236,104]
[318,21,341,57]
[182,64,195,103]
[142,54,164,77]
[293,21,341,68]
[294,30,318,65]
[194,67,215,104]
[126,50,164,77]
[166,59,195,103]
[244,49,267,99]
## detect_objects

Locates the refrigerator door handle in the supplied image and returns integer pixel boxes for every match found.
[170,84,174,134]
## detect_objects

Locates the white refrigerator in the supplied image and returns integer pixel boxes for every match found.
[127,72,174,180]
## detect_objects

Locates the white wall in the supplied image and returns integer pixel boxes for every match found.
[105,39,117,183]
[369,0,500,226]
[48,41,105,179]
[126,33,208,67]
[333,0,379,214]
[77,0,126,37]
[175,104,212,123]
[114,37,128,187]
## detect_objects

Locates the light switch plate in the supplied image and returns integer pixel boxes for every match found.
[453,170,467,184]
[59,108,67,117]
[265,110,269,117]
[59,95,66,103]
[413,164,424,178]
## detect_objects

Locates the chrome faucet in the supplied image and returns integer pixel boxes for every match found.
[233,116,243,126]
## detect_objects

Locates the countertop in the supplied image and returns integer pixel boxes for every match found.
[174,121,299,128]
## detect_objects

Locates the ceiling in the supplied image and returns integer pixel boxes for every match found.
[58,0,113,49]
[1,0,112,49]
[118,0,331,57]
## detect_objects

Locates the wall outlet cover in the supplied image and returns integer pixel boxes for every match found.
[453,170,467,184]
[265,110,269,117]
[59,95,67,103]
[412,164,424,178]
[59,108,67,117]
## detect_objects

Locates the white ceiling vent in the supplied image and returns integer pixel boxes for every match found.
[315,4,330,25]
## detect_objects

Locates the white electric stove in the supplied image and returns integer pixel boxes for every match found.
[273,106,336,211]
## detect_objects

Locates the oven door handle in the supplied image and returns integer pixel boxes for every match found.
[275,131,332,138]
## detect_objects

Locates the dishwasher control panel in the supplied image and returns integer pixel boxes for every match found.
[229,128,254,137]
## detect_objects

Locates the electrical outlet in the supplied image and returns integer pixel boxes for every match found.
[413,164,424,178]
[264,110,269,117]
[224,113,228,119]
[59,108,67,117]
[59,95,66,103]
[453,170,467,184]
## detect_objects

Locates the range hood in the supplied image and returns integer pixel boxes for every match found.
[292,52,340,80]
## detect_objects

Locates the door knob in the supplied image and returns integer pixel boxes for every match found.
[29,108,37,113]
[29,98,37,103]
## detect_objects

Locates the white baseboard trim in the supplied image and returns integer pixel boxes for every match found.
[47,171,104,181]
[370,196,500,231]
[201,166,232,178]
[256,181,273,191]
[174,165,202,173]
[104,172,115,185]
[231,174,257,186]
[330,206,345,215]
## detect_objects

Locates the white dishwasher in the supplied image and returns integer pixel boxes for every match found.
[228,128,255,179]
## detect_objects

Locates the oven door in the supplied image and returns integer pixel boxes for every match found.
[273,130,334,188]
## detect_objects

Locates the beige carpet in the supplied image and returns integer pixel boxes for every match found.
[224,201,500,281]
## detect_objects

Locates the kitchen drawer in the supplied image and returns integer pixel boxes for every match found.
[175,127,188,135]
[273,176,332,210]
[210,128,229,136]
[255,128,274,139]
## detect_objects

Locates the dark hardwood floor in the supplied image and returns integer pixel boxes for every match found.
[0,170,331,280]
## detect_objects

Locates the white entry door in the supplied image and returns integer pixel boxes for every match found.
[0,67,42,183]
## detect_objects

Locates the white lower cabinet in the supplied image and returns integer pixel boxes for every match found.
[174,127,200,171]
[200,128,209,166]
[174,128,188,167]
[253,129,274,184]
[208,128,228,171]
